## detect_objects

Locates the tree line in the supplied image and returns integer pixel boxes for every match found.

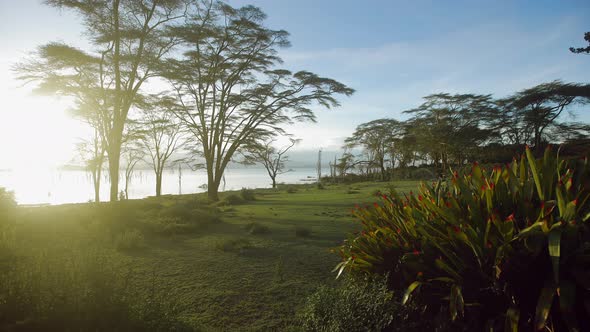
[341,80,590,181]
[14,0,353,202]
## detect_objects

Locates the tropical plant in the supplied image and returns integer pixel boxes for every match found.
[335,147,590,331]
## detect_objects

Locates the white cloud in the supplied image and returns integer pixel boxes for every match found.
[278,16,590,149]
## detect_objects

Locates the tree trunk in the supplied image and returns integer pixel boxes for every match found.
[108,145,121,202]
[93,169,101,202]
[206,168,220,201]
[271,177,276,189]
[207,179,220,201]
[155,171,163,197]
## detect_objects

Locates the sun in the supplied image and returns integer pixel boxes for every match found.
[0,88,88,171]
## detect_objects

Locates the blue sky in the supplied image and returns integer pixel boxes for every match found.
[1,0,589,167]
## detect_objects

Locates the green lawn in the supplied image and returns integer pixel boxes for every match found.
[1,181,419,331]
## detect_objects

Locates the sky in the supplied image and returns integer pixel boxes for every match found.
[1,0,589,169]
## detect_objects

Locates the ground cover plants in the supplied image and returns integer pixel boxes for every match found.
[0,181,412,331]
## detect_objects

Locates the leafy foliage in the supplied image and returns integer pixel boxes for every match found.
[336,147,590,331]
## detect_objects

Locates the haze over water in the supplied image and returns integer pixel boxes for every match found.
[0,167,329,205]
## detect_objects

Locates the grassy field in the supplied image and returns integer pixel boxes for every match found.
[1,181,419,331]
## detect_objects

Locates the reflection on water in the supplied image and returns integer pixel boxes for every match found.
[0,167,326,205]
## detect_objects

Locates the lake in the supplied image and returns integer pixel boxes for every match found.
[0,167,329,205]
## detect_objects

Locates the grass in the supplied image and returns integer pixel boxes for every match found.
[0,180,419,331]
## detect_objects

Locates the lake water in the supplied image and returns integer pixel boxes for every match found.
[0,167,329,205]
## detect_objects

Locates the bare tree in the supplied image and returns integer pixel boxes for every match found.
[243,139,298,188]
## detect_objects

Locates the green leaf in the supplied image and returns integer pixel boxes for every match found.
[526,147,544,201]
[558,280,580,331]
[548,227,561,283]
[402,281,421,305]
[449,285,464,321]
[534,282,557,331]
[504,306,519,332]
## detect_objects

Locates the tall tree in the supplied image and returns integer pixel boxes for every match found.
[164,1,353,201]
[243,139,298,188]
[404,93,493,174]
[510,81,590,149]
[15,0,189,201]
[345,118,404,180]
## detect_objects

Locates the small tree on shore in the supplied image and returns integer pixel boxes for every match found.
[137,97,184,197]
[243,139,299,188]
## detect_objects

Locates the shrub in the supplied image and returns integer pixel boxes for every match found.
[223,194,244,205]
[215,238,252,252]
[114,229,146,251]
[245,222,270,235]
[345,188,359,194]
[240,188,256,201]
[336,147,590,331]
[295,226,311,238]
[158,203,220,223]
[285,186,298,194]
[316,182,325,190]
[299,275,397,332]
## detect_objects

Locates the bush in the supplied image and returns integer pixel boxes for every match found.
[295,226,311,238]
[345,188,359,194]
[336,147,590,331]
[240,188,256,201]
[245,222,270,235]
[285,186,298,194]
[316,182,325,190]
[299,276,397,332]
[215,238,252,252]
[114,229,146,251]
[223,194,244,205]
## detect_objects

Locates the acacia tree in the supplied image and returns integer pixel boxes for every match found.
[510,81,590,149]
[404,93,493,174]
[569,32,590,54]
[243,139,298,188]
[15,0,190,201]
[136,97,184,196]
[164,1,353,201]
[345,118,404,180]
